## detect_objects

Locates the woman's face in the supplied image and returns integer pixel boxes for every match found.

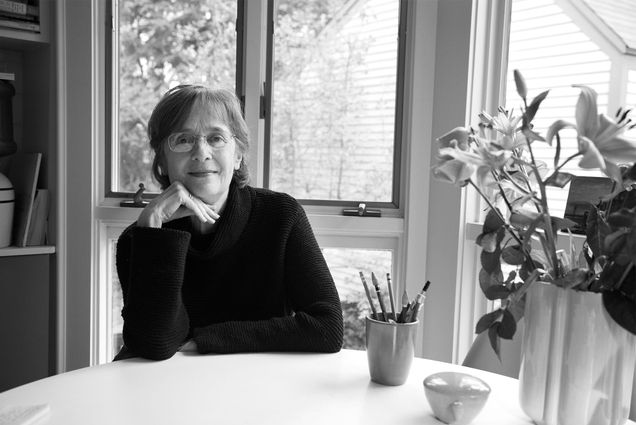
[163,103,242,206]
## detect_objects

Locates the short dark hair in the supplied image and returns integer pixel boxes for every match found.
[148,85,250,189]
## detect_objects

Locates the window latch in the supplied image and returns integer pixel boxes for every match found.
[342,203,381,217]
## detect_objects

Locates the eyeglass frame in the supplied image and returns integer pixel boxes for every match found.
[166,131,236,153]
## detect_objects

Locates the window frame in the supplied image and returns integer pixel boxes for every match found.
[262,0,408,212]
[62,0,454,369]
[103,0,246,199]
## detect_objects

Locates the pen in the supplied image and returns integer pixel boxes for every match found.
[408,280,431,323]
[386,272,396,320]
[371,272,388,322]
[359,271,378,318]
[398,289,410,323]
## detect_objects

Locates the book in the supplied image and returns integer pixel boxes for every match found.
[0,0,38,33]
[26,188,48,246]
[8,152,41,247]
[0,17,39,32]
[0,0,27,15]
[0,72,14,81]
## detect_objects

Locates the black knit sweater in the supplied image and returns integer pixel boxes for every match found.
[115,182,344,360]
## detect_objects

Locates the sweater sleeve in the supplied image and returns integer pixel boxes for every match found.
[116,225,191,360]
[192,208,344,354]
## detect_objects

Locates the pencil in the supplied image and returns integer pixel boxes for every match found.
[371,272,388,322]
[398,289,410,323]
[386,272,396,320]
[408,280,431,323]
[359,271,378,318]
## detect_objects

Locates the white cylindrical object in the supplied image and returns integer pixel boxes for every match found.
[0,171,14,247]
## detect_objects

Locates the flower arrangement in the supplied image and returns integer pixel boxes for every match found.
[433,70,636,356]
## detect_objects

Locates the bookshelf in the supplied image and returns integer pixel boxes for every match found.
[0,245,54,257]
[0,0,55,392]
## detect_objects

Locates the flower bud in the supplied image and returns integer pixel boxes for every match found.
[514,69,527,100]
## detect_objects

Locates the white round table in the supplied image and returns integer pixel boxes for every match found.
[0,349,590,424]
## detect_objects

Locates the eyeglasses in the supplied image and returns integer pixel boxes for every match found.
[166,131,234,153]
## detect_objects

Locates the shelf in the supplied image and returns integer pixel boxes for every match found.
[0,0,50,49]
[0,245,55,257]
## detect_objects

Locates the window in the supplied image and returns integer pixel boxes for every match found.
[504,0,611,218]
[108,0,240,195]
[456,0,636,364]
[268,0,404,204]
[323,247,393,350]
[97,0,413,362]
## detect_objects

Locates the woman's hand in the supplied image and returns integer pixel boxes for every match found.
[136,181,220,228]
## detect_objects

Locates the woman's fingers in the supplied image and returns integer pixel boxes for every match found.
[183,192,216,224]
[137,182,219,227]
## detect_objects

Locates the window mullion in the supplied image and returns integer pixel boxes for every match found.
[242,0,269,188]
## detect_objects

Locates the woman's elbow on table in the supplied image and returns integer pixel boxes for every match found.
[319,304,345,353]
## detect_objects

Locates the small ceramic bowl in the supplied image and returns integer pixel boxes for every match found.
[423,371,491,425]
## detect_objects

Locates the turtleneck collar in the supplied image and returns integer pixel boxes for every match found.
[167,180,252,256]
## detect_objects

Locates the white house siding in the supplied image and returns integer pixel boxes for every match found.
[625,70,636,141]
[270,0,399,202]
[505,0,611,217]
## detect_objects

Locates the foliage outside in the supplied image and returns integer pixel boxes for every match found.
[432,70,636,357]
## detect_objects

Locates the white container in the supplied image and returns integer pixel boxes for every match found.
[519,282,636,425]
[0,171,14,247]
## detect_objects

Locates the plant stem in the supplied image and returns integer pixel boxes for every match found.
[543,152,581,185]
[523,125,560,277]
[469,179,527,251]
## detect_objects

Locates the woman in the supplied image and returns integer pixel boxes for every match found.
[115,85,343,360]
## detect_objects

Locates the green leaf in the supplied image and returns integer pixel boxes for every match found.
[504,270,517,285]
[607,206,636,229]
[479,268,504,294]
[623,163,636,181]
[507,297,526,322]
[603,290,636,335]
[475,308,503,334]
[510,211,540,229]
[501,245,525,265]
[553,268,593,289]
[483,208,505,234]
[520,257,543,280]
[525,90,549,123]
[476,231,499,253]
[598,262,631,290]
[488,323,502,360]
[585,206,611,258]
[553,131,561,169]
[481,247,502,274]
[522,127,545,143]
[604,230,630,264]
[498,309,517,340]
[484,284,511,300]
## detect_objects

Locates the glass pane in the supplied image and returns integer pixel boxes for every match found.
[270,0,400,202]
[506,0,608,217]
[322,247,393,350]
[115,0,237,193]
[107,245,392,354]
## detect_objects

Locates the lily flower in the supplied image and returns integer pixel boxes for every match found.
[546,86,636,185]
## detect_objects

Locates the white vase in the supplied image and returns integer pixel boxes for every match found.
[519,282,636,425]
[0,171,13,247]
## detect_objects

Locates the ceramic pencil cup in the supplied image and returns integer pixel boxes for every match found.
[423,372,490,425]
[365,313,419,386]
